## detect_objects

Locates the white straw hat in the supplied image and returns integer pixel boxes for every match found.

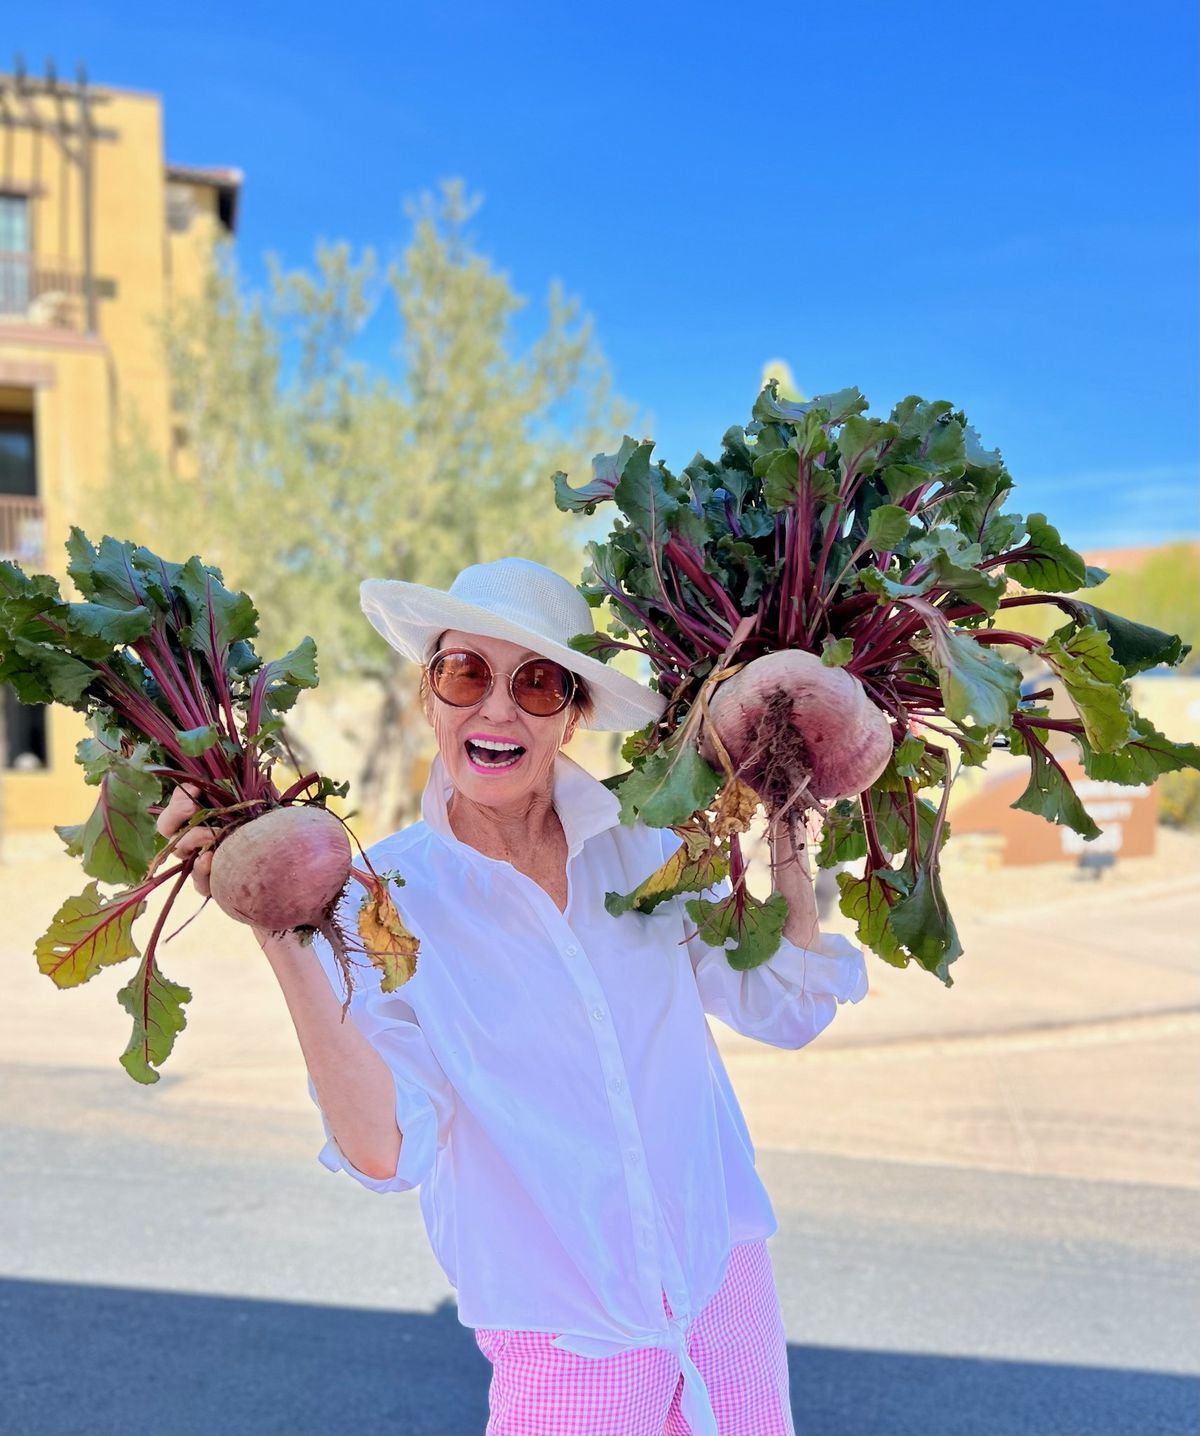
[359,557,667,732]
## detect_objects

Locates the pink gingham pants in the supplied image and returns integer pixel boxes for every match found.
[472,1238,795,1436]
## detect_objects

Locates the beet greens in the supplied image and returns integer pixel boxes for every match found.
[0,528,417,1082]
[554,383,1199,983]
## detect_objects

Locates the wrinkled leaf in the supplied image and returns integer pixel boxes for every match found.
[838,416,898,477]
[65,529,154,612]
[836,869,908,968]
[711,776,760,836]
[684,890,789,970]
[821,635,854,668]
[613,440,678,536]
[908,528,1007,611]
[615,742,723,828]
[356,886,420,992]
[1038,623,1135,753]
[117,956,192,1083]
[605,827,728,916]
[1074,712,1200,784]
[864,504,911,550]
[752,381,866,427]
[255,635,319,719]
[36,881,146,988]
[817,799,868,867]
[55,758,164,886]
[1049,599,1188,676]
[912,627,1022,731]
[880,463,931,503]
[859,568,936,603]
[1008,728,1101,839]
[761,447,803,511]
[889,866,961,984]
[175,555,259,654]
[1004,513,1087,593]
[552,437,641,512]
[0,635,96,707]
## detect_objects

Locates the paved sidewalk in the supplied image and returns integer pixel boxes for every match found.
[717,833,1200,1188]
[3,829,1197,1188]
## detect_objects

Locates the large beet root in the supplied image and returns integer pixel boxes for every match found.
[208,804,352,930]
[701,649,893,806]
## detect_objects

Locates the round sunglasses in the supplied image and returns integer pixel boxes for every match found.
[425,647,578,717]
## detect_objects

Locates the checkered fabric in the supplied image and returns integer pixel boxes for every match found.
[473,1238,795,1436]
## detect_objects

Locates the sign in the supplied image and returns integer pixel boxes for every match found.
[951,757,1158,865]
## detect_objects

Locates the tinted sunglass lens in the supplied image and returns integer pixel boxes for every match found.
[431,651,490,705]
[513,659,573,715]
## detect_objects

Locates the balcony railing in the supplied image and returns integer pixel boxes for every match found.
[0,252,87,331]
[0,496,45,565]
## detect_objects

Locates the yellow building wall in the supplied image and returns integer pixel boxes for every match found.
[165,180,222,309]
[90,90,172,459]
[0,77,234,839]
[0,335,113,832]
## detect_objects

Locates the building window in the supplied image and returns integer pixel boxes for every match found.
[0,409,43,565]
[166,183,196,233]
[0,194,31,315]
[0,411,36,497]
[4,687,48,771]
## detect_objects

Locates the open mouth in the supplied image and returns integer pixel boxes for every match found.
[464,739,527,773]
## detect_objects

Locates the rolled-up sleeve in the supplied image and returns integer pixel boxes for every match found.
[682,872,868,1050]
[307,929,457,1194]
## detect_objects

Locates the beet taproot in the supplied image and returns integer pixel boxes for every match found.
[701,649,893,810]
[208,804,353,931]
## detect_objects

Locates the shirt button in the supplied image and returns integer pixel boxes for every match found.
[627,1149,640,1164]
[592,1006,606,1021]
[565,944,579,957]
[610,1077,624,1093]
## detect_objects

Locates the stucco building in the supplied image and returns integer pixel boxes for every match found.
[0,63,239,833]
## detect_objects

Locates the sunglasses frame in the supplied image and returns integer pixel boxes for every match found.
[425,646,578,717]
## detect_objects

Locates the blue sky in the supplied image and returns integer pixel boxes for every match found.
[15,1,1198,549]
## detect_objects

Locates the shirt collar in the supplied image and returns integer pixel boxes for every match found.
[420,748,622,859]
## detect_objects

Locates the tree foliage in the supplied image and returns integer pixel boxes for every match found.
[99,181,634,831]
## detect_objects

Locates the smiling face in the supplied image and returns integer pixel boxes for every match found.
[421,628,582,812]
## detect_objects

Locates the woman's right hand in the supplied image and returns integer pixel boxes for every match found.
[155,783,220,898]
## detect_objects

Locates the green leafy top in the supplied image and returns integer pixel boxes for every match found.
[0,528,353,1084]
[553,385,1197,984]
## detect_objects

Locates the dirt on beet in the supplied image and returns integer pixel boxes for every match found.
[731,686,817,848]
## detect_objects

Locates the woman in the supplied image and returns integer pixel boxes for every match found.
[158,556,868,1436]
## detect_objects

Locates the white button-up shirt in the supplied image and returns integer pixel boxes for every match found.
[307,749,867,1436]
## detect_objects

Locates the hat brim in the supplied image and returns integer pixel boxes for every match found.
[359,578,666,732]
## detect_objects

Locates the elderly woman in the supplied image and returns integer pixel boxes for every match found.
[159,557,867,1436]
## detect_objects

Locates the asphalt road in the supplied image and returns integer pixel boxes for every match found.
[1,1062,1196,1436]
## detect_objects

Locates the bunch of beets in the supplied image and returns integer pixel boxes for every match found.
[0,529,417,1083]
[553,383,1199,983]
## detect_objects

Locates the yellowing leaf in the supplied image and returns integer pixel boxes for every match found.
[356,887,420,992]
[35,881,146,989]
[711,777,760,838]
[605,827,728,916]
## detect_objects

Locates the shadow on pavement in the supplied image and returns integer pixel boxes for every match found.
[789,1343,1200,1435]
[1,1276,1197,1436]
